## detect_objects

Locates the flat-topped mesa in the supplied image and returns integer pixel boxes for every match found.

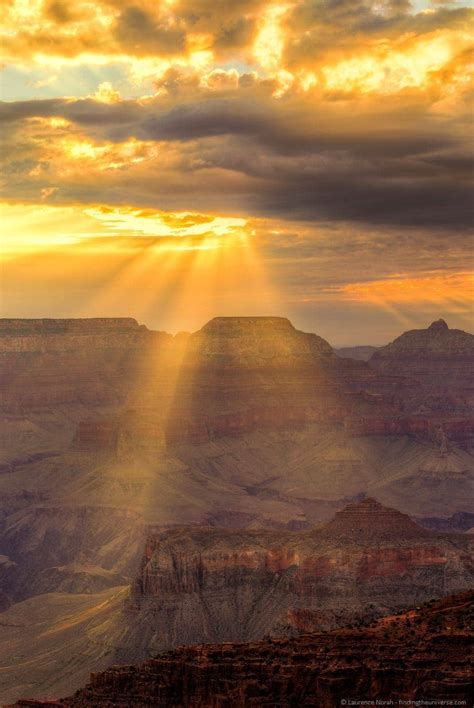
[318,497,430,541]
[0,318,172,410]
[188,316,334,368]
[0,318,161,354]
[0,318,171,358]
[0,318,146,335]
[0,315,350,415]
[200,316,296,335]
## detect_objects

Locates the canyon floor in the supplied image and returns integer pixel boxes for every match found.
[0,588,127,704]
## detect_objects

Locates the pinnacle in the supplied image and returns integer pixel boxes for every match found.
[428,319,449,331]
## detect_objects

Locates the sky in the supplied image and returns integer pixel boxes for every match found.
[1,0,473,345]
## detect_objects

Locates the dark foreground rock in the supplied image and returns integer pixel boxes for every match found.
[12,590,473,707]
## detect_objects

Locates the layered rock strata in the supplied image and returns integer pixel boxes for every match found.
[371,319,474,388]
[2,316,472,444]
[13,591,473,706]
[119,499,473,656]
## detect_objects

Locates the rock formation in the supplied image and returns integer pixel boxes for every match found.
[118,499,473,658]
[12,590,473,706]
[0,318,171,410]
[2,316,472,445]
[370,319,474,391]
[1,317,473,610]
[418,511,474,533]
[0,316,340,415]
[1,316,473,703]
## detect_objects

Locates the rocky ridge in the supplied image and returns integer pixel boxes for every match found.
[1,317,473,615]
[12,590,473,706]
[118,499,473,657]
[370,319,474,392]
[2,316,472,441]
[1,316,473,704]
[418,511,474,533]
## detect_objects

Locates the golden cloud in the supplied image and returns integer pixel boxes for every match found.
[338,272,474,306]
[0,0,471,105]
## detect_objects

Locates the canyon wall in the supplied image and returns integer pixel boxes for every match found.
[371,319,474,390]
[119,499,473,657]
[1,316,473,704]
[14,591,473,707]
[2,316,473,445]
[0,318,172,410]
[1,317,473,614]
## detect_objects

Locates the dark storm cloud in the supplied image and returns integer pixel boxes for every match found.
[133,96,462,163]
[254,168,474,227]
[286,1,471,44]
[132,95,472,229]
[2,0,472,70]
[0,98,143,125]
[0,99,65,122]
[0,81,472,230]
[139,99,269,140]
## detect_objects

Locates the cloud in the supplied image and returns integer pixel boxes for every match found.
[114,6,186,56]
[139,98,269,140]
[1,201,472,343]
[1,0,471,72]
[1,78,471,230]
[0,0,472,339]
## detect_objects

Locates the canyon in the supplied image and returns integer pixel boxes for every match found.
[0,315,473,703]
[11,590,473,706]
[119,498,473,659]
[1,498,472,703]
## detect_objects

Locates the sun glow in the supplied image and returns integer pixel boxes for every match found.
[0,201,279,329]
[322,32,466,95]
[84,206,247,241]
[253,4,291,73]
[0,203,249,253]
[93,81,121,104]
[50,136,159,172]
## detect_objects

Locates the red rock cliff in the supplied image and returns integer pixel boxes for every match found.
[14,591,473,707]
[118,499,473,656]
